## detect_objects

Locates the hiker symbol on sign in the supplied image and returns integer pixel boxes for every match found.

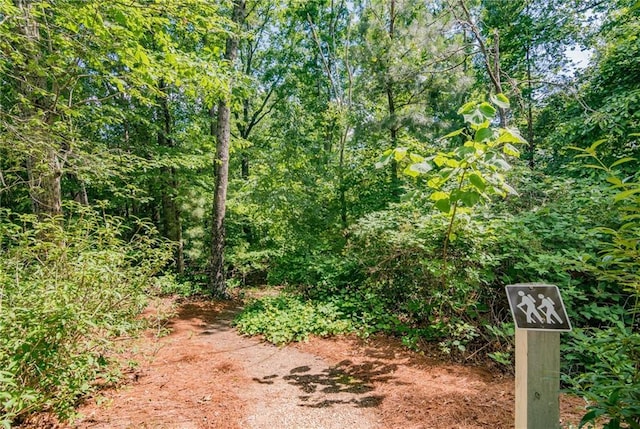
[506,284,571,331]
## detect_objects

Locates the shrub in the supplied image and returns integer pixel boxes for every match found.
[0,204,172,426]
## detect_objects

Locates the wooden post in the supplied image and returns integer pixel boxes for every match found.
[515,330,561,429]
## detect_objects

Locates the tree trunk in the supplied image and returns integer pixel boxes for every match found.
[386,0,400,201]
[27,147,63,217]
[158,80,185,274]
[16,0,63,218]
[526,43,535,168]
[209,0,246,297]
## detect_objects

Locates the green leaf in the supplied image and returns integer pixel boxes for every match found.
[609,157,636,168]
[469,119,491,130]
[435,198,451,213]
[404,162,432,177]
[478,102,496,119]
[442,128,465,139]
[375,149,393,169]
[457,101,476,115]
[455,146,476,158]
[606,176,623,186]
[613,188,640,202]
[496,128,526,144]
[394,147,407,161]
[588,139,608,154]
[579,409,606,428]
[469,173,486,191]
[486,156,512,171]
[434,155,449,167]
[430,191,449,201]
[474,127,493,142]
[503,143,520,157]
[585,164,607,171]
[490,93,510,109]
[459,191,481,207]
[445,158,460,168]
[409,153,425,163]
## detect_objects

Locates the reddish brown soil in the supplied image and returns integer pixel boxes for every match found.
[23,297,589,429]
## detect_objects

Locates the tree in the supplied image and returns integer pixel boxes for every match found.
[477,0,581,167]
[355,0,470,201]
[538,0,640,170]
[210,0,247,296]
[0,0,227,222]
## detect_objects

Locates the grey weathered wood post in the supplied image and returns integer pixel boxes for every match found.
[515,330,561,428]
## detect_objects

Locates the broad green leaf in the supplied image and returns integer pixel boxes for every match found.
[463,111,486,126]
[455,146,476,158]
[496,128,526,144]
[457,101,476,115]
[503,143,520,157]
[434,155,448,167]
[435,198,451,213]
[430,191,449,201]
[469,173,486,191]
[478,102,496,119]
[474,127,493,142]
[445,158,459,168]
[409,153,425,163]
[427,177,442,188]
[459,191,481,207]
[404,162,432,177]
[394,147,407,161]
[489,93,510,109]
[469,119,490,130]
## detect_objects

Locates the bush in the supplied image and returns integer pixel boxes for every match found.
[0,204,172,426]
[233,294,354,344]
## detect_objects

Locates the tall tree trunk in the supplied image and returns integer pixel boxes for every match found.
[209,0,246,296]
[526,43,535,168]
[386,0,400,200]
[16,0,63,217]
[158,80,185,274]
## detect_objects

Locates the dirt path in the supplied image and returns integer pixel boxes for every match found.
[37,298,586,429]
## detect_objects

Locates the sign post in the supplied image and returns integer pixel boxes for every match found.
[505,283,571,429]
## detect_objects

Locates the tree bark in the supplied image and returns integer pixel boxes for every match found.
[386,0,401,201]
[209,0,246,296]
[16,0,63,217]
[158,80,185,274]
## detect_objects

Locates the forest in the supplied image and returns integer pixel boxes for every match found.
[0,0,639,427]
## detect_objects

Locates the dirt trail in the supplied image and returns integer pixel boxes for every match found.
[38,298,586,429]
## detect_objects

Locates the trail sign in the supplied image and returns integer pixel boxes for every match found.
[506,283,571,332]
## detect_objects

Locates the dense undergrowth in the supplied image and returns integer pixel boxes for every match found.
[0,204,173,427]
[233,169,640,428]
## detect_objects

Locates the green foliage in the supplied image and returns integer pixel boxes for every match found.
[233,294,354,345]
[564,327,640,429]
[0,204,172,425]
[562,141,640,428]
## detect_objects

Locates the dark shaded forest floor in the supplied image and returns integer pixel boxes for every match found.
[24,297,589,428]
